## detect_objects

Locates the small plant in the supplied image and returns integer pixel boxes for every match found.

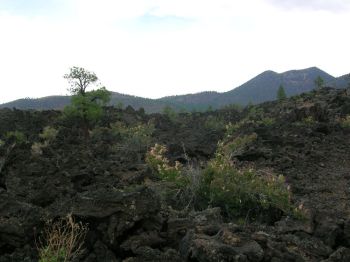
[162,106,178,122]
[339,115,350,128]
[225,133,258,156]
[31,127,59,156]
[277,85,287,100]
[200,144,294,219]
[111,121,154,151]
[5,131,26,144]
[31,142,44,156]
[259,117,275,126]
[302,116,316,125]
[37,214,87,262]
[314,75,324,89]
[39,126,59,142]
[204,116,225,131]
[146,144,187,187]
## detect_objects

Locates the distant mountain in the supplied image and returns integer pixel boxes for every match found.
[213,67,337,106]
[1,67,348,112]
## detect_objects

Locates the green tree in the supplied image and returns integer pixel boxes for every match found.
[63,67,111,137]
[162,105,177,121]
[64,66,98,95]
[314,75,324,89]
[277,84,287,100]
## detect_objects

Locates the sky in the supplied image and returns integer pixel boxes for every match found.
[0,0,350,103]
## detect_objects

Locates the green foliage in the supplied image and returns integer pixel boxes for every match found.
[146,144,188,187]
[115,102,124,110]
[110,121,154,149]
[63,87,111,124]
[90,121,154,162]
[223,103,243,112]
[32,127,59,156]
[302,116,316,125]
[225,122,241,137]
[0,139,4,147]
[246,106,265,121]
[260,117,276,126]
[225,133,258,156]
[204,116,225,131]
[5,131,26,144]
[63,67,111,133]
[314,75,324,89]
[200,143,294,218]
[38,247,66,262]
[339,115,350,128]
[39,126,58,142]
[277,85,287,100]
[64,66,98,95]
[162,106,177,121]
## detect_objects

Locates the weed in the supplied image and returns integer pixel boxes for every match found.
[339,115,350,128]
[37,214,87,262]
[200,146,294,219]
[5,131,26,144]
[146,144,187,187]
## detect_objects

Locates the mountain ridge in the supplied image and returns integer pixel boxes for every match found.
[1,67,348,112]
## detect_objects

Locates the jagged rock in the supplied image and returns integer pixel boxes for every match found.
[322,247,350,262]
[180,227,264,262]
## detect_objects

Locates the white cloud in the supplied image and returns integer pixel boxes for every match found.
[265,0,350,12]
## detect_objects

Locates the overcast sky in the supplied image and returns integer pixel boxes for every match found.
[0,0,350,103]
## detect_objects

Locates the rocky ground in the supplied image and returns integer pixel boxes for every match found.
[1,87,350,261]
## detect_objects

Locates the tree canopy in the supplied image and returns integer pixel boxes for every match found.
[277,85,287,100]
[64,66,98,95]
[63,67,111,134]
[314,76,324,89]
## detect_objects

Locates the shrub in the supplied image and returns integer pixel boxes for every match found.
[39,126,58,142]
[31,142,44,156]
[224,133,258,156]
[204,116,225,131]
[200,145,294,219]
[5,131,26,144]
[146,144,187,187]
[225,122,241,136]
[302,116,316,125]
[259,117,275,126]
[37,214,87,262]
[31,127,58,156]
[339,115,350,128]
[162,106,178,122]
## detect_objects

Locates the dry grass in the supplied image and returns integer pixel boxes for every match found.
[37,214,88,262]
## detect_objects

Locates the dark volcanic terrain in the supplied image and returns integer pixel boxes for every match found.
[1,87,350,261]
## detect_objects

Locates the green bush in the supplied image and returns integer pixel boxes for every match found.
[146,144,188,187]
[5,131,26,144]
[339,115,350,128]
[224,133,258,156]
[204,116,225,131]
[200,145,294,219]
[39,247,66,262]
[39,126,58,142]
[302,116,316,125]
[31,127,59,156]
[259,117,275,126]
[162,106,178,122]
